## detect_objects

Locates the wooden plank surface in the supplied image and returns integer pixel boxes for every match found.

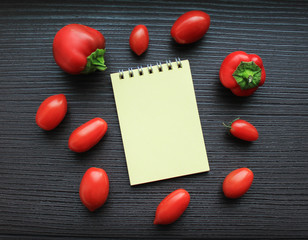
[0,0,307,238]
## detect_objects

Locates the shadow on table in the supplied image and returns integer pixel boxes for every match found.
[213,76,256,107]
[168,36,207,56]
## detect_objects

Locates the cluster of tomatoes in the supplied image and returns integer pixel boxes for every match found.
[129,11,210,55]
[36,10,266,225]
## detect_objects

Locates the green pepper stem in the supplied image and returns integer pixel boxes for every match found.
[82,48,107,74]
[232,61,261,90]
[248,75,253,83]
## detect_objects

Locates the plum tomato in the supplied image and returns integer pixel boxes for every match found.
[129,25,149,56]
[36,94,67,131]
[68,117,108,153]
[79,167,109,212]
[154,189,190,225]
[171,10,210,44]
[224,118,259,142]
[223,168,254,199]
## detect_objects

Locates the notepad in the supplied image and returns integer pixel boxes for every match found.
[110,59,209,185]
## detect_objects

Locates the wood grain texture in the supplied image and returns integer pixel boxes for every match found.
[0,0,307,239]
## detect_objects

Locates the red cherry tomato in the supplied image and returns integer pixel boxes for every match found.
[79,167,109,212]
[224,118,259,141]
[223,168,254,199]
[36,94,67,131]
[129,25,149,56]
[68,118,108,153]
[171,10,210,44]
[154,189,190,225]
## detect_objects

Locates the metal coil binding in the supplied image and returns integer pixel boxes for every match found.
[128,68,134,77]
[138,66,143,75]
[166,60,172,70]
[157,61,163,72]
[119,69,124,79]
[175,57,182,68]
[147,64,153,74]
[118,58,182,79]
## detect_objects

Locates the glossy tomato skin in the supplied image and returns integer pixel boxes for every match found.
[36,94,67,131]
[223,168,254,199]
[231,119,259,141]
[171,11,210,44]
[154,189,190,225]
[129,25,149,56]
[53,24,106,74]
[68,118,108,153]
[79,167,109,212]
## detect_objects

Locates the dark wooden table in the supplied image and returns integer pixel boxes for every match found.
[0,0,307,239]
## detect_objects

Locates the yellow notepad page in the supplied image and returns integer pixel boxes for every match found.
[111,60,209,185]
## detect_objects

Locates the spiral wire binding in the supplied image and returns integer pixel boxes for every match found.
[157,61,163,72]
[119,69,124,79]
[119,58,182,79]
[175,57,182,68]
[138,66,143,75]
[166,60,172,70]
[147,64,153,74]
[128,68,134,77]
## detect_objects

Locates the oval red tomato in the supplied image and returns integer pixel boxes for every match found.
[227,119,259,141]
[68,117,108,153]
[171,10,210,44]
[223,168,254,199]
[36,94,67,131]
[154,189,190,225]
[79,167,109,212]
[129,25,149,56]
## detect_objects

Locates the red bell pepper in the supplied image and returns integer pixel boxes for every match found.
[219,51,266,96]
[53,24,107,74]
